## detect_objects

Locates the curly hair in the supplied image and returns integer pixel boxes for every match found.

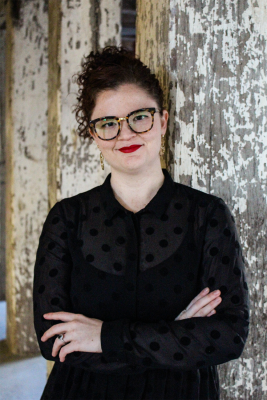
[74,46,164,139]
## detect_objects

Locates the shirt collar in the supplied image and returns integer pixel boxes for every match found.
[100,169,175,220]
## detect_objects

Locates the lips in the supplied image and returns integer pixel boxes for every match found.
[118,145,142,153]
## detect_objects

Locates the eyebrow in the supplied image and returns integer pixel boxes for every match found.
[90,108,158,122]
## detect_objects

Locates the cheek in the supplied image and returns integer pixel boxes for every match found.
[96,141,115,158]
[147,129,162,149]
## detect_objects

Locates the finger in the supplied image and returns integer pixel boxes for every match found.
[194,297,222,317]
[51,333,70,357]
[175,289,210,320]
[59,341,77,362]
[206,310,216,317]
[52,336,64,357]
[174,310,186,321]
[43,311,78,322]
[185,290,221,318]
[41,322,71,342]
[186,287,210,309]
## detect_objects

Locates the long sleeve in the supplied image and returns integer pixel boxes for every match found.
[101,198,249,369]
[36,171,248,400]
[33,201,135,373]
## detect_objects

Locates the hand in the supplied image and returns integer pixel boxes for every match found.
[41,312,103,362]
[175,287,221,320]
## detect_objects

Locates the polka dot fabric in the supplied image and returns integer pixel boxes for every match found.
[33,170,249,400]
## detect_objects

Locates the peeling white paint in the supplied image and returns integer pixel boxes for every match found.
[166,0,267,398]
[99,0,122,48]
[137,0,267,391]
[0,14,5,300]
[6,0,122,355]
[58,0,121,200]
[6,0,48,353]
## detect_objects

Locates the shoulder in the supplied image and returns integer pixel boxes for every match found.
[172,181,234,226]
[173,181,222,208]
[48,185,103,225]
[60,185,101,208]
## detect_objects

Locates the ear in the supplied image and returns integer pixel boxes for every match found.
[88,127,95,139]
[160,110,169,135]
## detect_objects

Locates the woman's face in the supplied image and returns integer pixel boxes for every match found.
[89,84,168,175]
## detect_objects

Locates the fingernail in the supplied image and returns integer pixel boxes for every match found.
[203,288,209,294]
[215,297,221,303]
[213,290,220,296]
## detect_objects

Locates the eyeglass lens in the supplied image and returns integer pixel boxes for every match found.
[95,110,153,140]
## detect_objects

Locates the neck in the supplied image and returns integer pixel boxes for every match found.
[110,163,165,213]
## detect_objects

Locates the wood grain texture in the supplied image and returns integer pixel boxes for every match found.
[136,0,170,108]
[48,0,61,209]
[48,0,122,207]
[5,0,48,354]
[136,0,170,168]
[136,0,267,398]
[0,1,6,301]
[59,0,110,201]
[99,0,122,48]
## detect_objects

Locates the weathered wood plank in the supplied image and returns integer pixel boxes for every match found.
[136,0,267,398]
[48,0,122,207]
[168,2,267,398]
[5,0,48,354]
[136,0,170,169]
[99,0,122,48]
[0,0,6,301]
[59,0,111,201]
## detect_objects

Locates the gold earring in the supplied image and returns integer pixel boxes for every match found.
[100,151,104,170]
[159,135,165,157]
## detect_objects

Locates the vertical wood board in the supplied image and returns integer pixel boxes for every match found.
[59,0,110,201]
[136,0,170,108]
[0,3,6,301]
[136,0,267,398]
[167,0,267,398]
[136,0,170,169]
[6,0,48,353]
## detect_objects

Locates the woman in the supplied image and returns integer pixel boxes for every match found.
[33,47,249,400]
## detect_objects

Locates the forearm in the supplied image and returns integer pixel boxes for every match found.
[101,310,249,369]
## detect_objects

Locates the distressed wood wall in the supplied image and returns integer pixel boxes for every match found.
[4,0,122,355]
[5,0,48,354]
[0,0,6,301]
[136,0,267,399]
[48,0,122,208]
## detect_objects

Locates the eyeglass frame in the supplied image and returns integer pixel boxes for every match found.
[89,107,161,141]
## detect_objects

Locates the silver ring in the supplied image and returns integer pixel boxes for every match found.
[57,333,66,344]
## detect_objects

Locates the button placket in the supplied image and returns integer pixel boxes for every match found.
[124,212,139,320]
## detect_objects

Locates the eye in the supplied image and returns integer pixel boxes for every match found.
[133,113,149,122]
[100,121,117,129]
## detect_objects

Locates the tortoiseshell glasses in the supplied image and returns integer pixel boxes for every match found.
[89,107,160,141]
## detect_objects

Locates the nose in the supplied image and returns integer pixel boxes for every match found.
[118,119,136,139]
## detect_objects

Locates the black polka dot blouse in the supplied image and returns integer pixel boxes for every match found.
[33,169,249,400]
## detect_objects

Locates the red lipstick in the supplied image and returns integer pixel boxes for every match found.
[118,145,142,153]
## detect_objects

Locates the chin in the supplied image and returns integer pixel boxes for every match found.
[108,158,143,174]
[112,156,160,175]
